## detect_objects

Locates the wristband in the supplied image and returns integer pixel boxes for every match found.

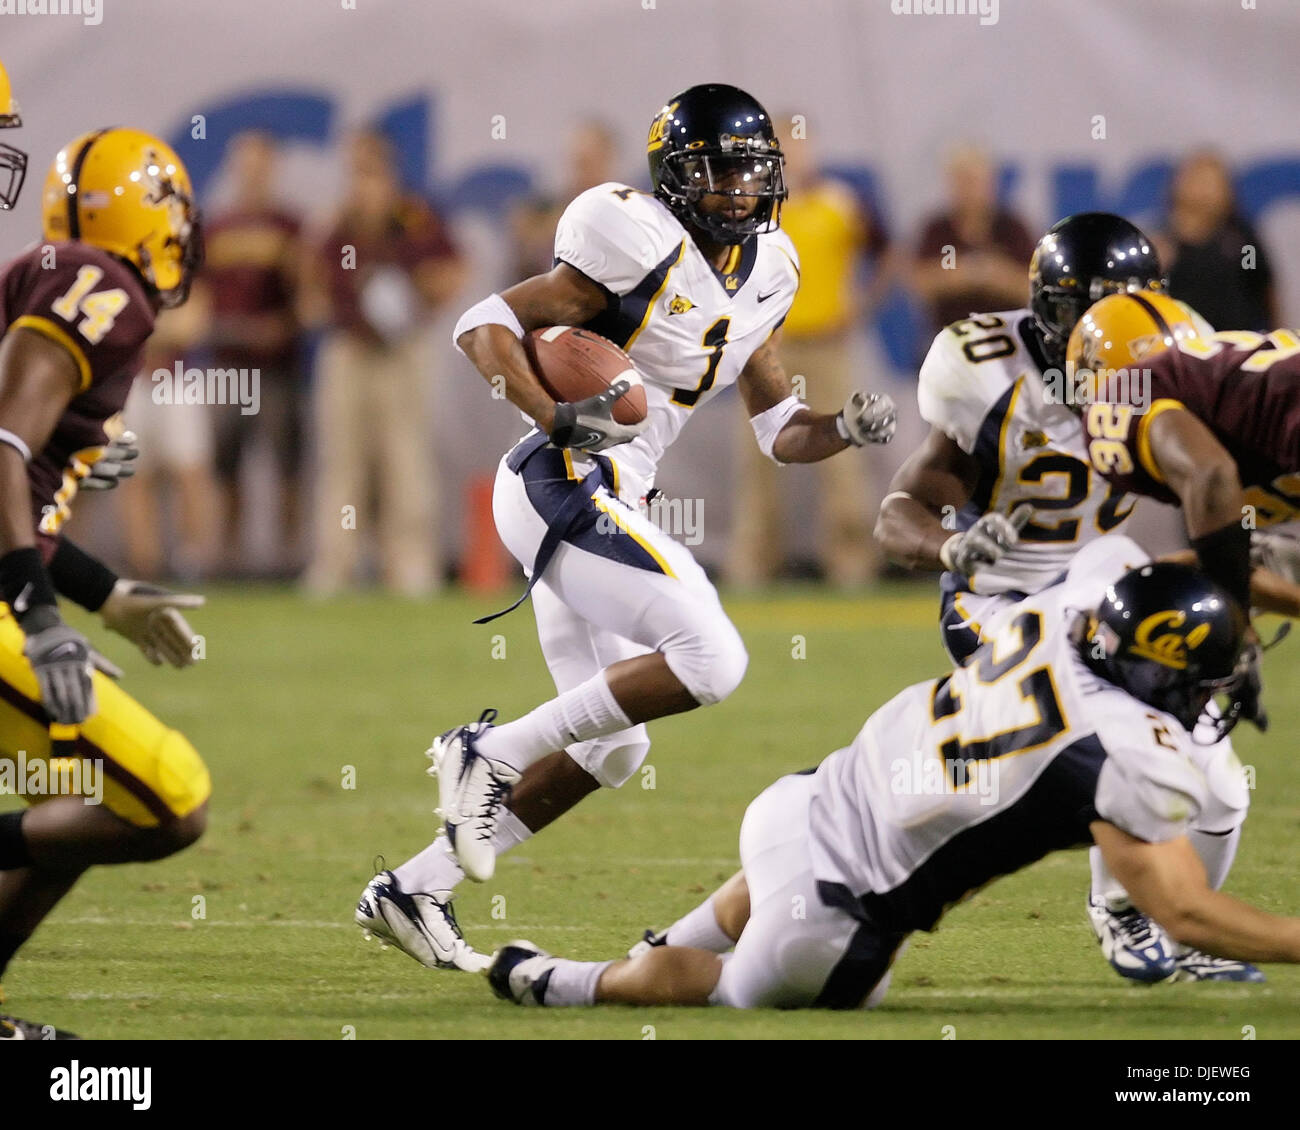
[1191,521,1252,613]
[0,546,59,630]
[750,395,805,462]
[834,411,854,445]
[48,538,119,612]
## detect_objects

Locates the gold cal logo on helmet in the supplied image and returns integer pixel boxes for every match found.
[1129,610,1212,669]
[647,102,679,154]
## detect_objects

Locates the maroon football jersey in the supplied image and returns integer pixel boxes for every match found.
[0,241,155,556]
[203,206,300,369]
[1083,330,1300,525]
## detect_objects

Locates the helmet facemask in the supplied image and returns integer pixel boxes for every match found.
[137,159,203,308]
[657,142,786,244]
[0,140,26,210]
[1033,277,1164,368]
[157,193,203,309]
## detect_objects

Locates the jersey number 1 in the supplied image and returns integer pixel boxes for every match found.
[671,317,731,407]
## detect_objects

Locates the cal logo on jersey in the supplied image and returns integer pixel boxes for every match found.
[1130,610,1212,669]
[668,294,694,315]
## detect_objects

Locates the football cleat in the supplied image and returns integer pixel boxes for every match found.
[0,1014,80,1040]
[488,941,559,1006]
[1087,896,1176,983]
[1170,951,1266,983]
[355,870,489,973]
[427,709,520,883]
[627,927,668,959]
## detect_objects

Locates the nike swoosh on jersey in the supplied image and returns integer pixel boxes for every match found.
[12,582,32,614]
[756,288,781,303]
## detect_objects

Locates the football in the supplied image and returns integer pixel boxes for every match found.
[522,325,648,425]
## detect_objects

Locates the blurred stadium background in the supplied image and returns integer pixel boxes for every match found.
[4,0,1299,584]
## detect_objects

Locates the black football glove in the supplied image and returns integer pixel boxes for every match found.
[549,379,647,453]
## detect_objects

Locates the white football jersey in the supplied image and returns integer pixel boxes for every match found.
[917,309,1136,596]
[808,535,1214,935]
[549,182,800,497]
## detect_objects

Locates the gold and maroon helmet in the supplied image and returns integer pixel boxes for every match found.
[41,128,202,307]
[0,60,27,210]
[1066,290,1207,377]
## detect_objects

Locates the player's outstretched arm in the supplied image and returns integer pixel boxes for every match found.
[875,427,981,571]
[1161,545,1300,619]
[0,327,97,724]
[737,331,896,464]
[1093,820,1300,965]
[454,264,610,433]
[1145,406,1251,610]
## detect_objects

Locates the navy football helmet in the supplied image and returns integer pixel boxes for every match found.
[647,83,785,244]
[1029,213,1165,367]
[1080,562,1253,740]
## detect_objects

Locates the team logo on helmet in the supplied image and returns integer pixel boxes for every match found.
[647,102,679,153]
[1130,610,1212,669]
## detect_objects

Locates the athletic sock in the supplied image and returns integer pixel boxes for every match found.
[542,958,612,1006]
[1088,844,1131,909]
[663,895,733,952]
[476,673,631,773]
[393,809,533,894]
[0,811,31,870]
[1190,824,1240,892]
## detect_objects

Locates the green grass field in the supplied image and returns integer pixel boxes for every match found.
[3,583,1298,1040]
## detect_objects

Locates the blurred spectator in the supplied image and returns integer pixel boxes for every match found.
[113,298,220,581]
[911,145,1035,336]
[729,131,892,588]
[507,120,619,282]
[201,131,305,574]
[1157,150,1279,331]
[300,130,465,596]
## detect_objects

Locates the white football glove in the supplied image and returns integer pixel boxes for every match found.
[1250,530,1300,585]
[100,580,204,668]
[80,430,139,491]
[837,391,897,446]
[548,378,648,453]
[940,503,1034,575]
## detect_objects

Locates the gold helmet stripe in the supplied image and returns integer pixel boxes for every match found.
[64,127,112,242]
